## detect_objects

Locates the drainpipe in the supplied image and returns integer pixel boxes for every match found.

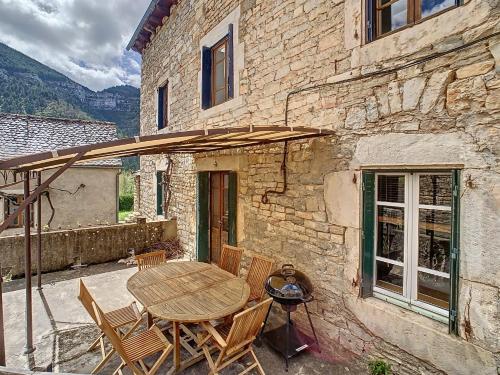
[0,262,5,366]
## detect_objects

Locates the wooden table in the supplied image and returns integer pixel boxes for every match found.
[127,261,250,373]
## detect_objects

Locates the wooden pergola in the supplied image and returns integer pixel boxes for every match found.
[0,125,333,363]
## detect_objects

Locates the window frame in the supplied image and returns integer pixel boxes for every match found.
[157,82,168,131]
[201,23,234,110]
[368,0,462,41]
[210,37,229,107]
[362,170,460,329]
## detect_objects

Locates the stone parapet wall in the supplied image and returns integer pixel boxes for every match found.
[0,220,177,278]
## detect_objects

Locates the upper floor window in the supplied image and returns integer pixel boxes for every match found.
[212,38,228,106]
[157,82,168,130]
[201,24,234,109]
[367,0,459,41]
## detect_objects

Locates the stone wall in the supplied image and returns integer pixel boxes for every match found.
[137,0,500,373]
[0,220,177,278]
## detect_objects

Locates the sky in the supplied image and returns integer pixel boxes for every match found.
[0,0,151,91]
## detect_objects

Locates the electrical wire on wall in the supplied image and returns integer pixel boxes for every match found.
[260,31,499,204]
[261,141,288,204]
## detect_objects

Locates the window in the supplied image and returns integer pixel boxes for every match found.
[367,0,460,40]
[3,195,33,228]
[361,171,460,333]
[156,171,164,216]
[201,24,234,109]
[157,83,168,130]
[211,38,228,107]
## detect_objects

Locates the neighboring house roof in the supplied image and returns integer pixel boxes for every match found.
[0,113,122,168]
[127,0,177,53]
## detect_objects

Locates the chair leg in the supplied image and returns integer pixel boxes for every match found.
[88,332,104,352]
[202,345,217,374]
[113,361,125,375]
[250,348,265,375]
[149,347,173,375]
[91,348,116,374]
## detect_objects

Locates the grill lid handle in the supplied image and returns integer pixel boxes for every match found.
[281,264,295,277]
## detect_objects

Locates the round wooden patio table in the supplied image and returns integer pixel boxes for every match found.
[127,261,250,373]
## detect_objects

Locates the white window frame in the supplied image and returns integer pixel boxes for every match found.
[373,172,451,320]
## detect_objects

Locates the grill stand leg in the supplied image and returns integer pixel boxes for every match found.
[285,309,290,372]
[304,302,320,352]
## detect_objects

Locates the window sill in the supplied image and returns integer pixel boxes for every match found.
[373,289,449,324]
[199,95,243,120]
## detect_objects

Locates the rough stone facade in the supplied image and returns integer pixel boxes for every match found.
[135,0,500,373]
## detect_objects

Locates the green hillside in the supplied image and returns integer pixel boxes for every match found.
[0,42,140,170]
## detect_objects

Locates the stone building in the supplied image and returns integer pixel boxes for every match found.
[0,113,121,235]
[128,0,499,373]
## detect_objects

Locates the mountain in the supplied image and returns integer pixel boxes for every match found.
[0,42,140,169]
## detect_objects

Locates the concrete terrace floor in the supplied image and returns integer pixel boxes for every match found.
[1,262,368,375]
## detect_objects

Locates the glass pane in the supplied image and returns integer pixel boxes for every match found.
[418,208,451,272]
[377,175,405,203]
[215,90,225,105]
[376,261,404,294]
[214,45,225,63]
[421,0,455,18]
[419,174,452,206]
[377,206,405,262]
[215,61,226,90]
[380,0,408,35]
[417,271,449,309]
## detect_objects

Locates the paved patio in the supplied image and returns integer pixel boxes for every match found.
[1,263,368,374]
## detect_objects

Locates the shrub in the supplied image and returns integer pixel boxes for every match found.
[369,360,391,375]
[119,194,134,211]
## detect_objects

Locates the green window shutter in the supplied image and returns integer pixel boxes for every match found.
[449,169,461,335]
[197,172,210,262]
[156,171,163,216]
[361,171,376,298]
[228,172,237,246]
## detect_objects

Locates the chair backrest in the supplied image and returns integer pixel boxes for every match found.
[219,245,243,276]
[78,279,98,323]
[135,250,167,271]
[92,301,142,373]
[224,298,273,355]
[246,255,274,302]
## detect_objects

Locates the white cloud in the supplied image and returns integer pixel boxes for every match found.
[0,0,150,91]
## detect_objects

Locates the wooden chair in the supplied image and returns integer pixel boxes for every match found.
[198,298,273,375]
[246,255,274,304]
[219,244,243,276]
[135,250,167,271]
[92,301,173,375]
[78,280,143,374]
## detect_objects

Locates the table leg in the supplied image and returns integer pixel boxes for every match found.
[147,312,153,328]
[173,321,181,370]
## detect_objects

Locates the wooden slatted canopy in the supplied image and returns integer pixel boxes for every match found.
[0,126,334,172]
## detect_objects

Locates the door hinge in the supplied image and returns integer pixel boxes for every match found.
[451,247,458,260]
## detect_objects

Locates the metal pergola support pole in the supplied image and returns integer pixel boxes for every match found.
[0,263,5,366]
[24,173,34,354]
[36,172,42,290]
[0,152,85,236]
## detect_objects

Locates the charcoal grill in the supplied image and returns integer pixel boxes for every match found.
[261,264,320,371]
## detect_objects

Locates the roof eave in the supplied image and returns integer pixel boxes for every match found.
[127,0,175,53]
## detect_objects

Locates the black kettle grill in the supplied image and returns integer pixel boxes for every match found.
[261,264,320,371]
